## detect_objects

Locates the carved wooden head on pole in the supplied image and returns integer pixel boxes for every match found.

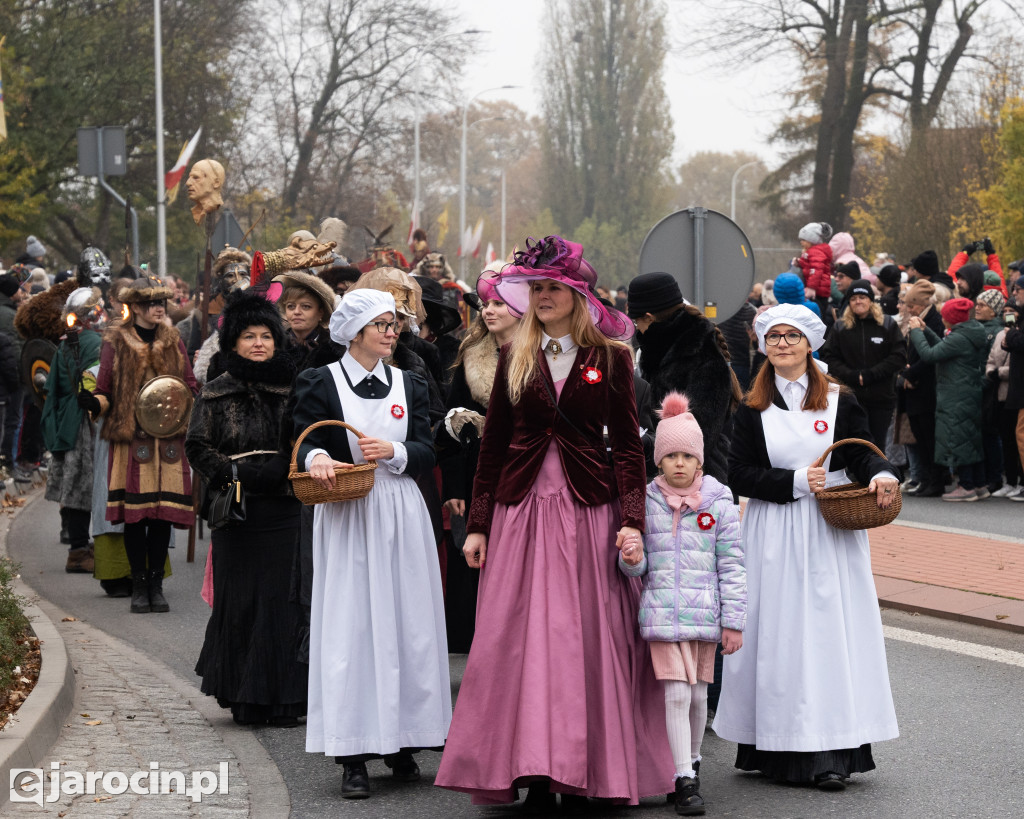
[186,158,225,225]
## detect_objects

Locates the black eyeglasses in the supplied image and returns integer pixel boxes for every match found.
[765,331,805,346]
[370,320,401,335]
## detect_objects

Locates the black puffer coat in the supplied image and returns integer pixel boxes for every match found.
[902,304,945,415]
[820,313,906,407]
[636,307,735,484]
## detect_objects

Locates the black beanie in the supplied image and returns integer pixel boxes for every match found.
[877,264,901,288]
[847,280,874,299]
[627,272,683,318]
[0,274,20,298]
[219,291,285,353]
[910,250,939,280]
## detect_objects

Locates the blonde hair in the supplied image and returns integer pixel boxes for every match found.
[505,288,626,404]
[839,299,884,328]
[452,314,491,369]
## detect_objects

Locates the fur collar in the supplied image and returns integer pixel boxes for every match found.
[223,351,296,387]
[462,333,499,407]
[636,307,715,381]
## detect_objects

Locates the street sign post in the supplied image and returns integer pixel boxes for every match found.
[76,126,138,264]
[210,210,249,255]
[638,208,756,324]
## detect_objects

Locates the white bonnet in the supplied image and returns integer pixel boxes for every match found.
[753,303,826,354]
[329,289,396,345]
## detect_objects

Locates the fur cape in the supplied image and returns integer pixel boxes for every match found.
[14,279,78,343]
[98,321,188,443]
[462,332,499,407]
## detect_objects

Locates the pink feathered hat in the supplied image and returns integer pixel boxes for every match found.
[493,235,633,340]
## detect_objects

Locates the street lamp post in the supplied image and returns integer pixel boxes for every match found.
[460,85,518,279]
[730,160,760,223]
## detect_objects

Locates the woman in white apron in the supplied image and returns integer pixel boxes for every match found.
[713,303,900,791]
[292,289,451,799]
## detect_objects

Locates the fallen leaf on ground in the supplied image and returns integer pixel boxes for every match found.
[84,719,102,725]
[61,617,77,622]
[79,713,90,718]
[995,614,1010,620]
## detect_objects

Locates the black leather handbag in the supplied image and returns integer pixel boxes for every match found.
[206,464,246,530]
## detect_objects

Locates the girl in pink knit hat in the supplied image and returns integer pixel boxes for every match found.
[619,392,746,815]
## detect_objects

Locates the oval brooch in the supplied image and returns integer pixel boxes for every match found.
[582,366,603,385]
[814,420,829,434]
[697,513,716,531]
[391,404,406,419]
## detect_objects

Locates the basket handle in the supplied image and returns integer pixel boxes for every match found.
[812,437,887,469]
[290,420,372,473]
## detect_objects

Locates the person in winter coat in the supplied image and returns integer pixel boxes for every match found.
[899,281,947,496]
[829,232,872,283]
[907,250,955,298]
[795,222,833,314]
[908,297,989,501]
[983,288,1021,497]
[41,288,106,573]
[820,280,907,447]
[619,392,744,816]
[876,265,903,316]
[1000,291,1024,501]
[186,291,307,727]
[719,301,757,391]
[949,238,1008,298]
[772,272,821,317]
[628,272,741,486]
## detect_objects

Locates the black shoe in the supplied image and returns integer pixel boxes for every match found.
[675,776,705,815]
[914,483,944,498]
[130,573,151,613]
[341,762,370,799]
[100,577,133,598]
[524,781,556,813]
[383,751,420,782]
[814,772,846,791]
[270,715,299,728]
[667,761,700,803]
[148,570,169,613]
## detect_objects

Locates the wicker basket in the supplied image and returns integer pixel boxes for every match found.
[289,420,377,505]
[813,438,901,530]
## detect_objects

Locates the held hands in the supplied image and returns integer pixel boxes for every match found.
[464,532,487,569]
[721,628,743,655]
[908,316,925,331]
[867,477,899,509]
[807,465,827,494]
[444,498,466,517]
[309,453,354,490]
[616,526,643,566]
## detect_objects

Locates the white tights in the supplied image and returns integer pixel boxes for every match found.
[663,680,708,779]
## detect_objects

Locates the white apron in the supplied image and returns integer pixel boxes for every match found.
[305,362,452,757]
[713,386,898,752]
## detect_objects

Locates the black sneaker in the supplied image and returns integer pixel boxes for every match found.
[675,776,705,815]
[341,762,370,798]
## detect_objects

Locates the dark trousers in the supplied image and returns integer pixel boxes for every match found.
[123,519,172,576]
[863,402,895,450]
[17,398,43,463]
[957,461,986,491]
[2,388,21,464]
[999,403,1023,486]
[908,411,946,488]
[60,507,91,551]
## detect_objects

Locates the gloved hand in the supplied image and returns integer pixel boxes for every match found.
[235,462,260,490]
[77,389,100,415]
[258,454,290,488]
[963,241,981,255]
[983,237,995,255]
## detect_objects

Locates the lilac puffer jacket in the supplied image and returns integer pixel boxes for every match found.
[619,475,745,643]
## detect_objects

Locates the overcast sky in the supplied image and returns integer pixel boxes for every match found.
[453,0,789,168]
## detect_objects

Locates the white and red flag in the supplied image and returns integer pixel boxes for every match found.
[164,127,202,204]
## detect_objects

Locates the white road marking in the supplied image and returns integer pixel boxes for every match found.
[884,625,1024,668]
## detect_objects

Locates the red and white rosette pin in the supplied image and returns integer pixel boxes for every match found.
[582,366,603,385]
[813,419,829,434]
[697,512,716,531]
[391,404,406,419]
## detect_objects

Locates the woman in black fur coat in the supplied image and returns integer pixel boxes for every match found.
[628,272,741,485]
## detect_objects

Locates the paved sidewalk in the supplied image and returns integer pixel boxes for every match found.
[869,520,1024,632]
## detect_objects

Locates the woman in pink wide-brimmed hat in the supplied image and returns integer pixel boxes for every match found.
[435,236,673,810]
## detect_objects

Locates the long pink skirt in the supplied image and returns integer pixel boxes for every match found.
[435,446,672,804]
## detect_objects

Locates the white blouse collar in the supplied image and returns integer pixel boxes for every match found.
[341,350,389,383]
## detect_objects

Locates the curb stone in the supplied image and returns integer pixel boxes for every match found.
[0,491,76,811]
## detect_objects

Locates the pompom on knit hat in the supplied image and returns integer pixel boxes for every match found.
[798,222,832,245]
[654,392,704,465]
[977,288,1006,315]
[219,290,285,353]
[26,235,46,259]
[941,297,973,327]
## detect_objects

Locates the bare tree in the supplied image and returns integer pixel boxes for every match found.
[242,0,471,221]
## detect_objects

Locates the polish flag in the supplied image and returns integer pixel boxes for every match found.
[164,127,202,204]
[470,218,485,258]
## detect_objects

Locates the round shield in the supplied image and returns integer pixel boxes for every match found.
[135,376,193,438]
[20,338,58,409]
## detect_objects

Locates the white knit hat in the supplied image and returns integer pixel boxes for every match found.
[329,289,396,345]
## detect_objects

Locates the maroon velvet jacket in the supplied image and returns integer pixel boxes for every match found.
[466,344,647,535]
